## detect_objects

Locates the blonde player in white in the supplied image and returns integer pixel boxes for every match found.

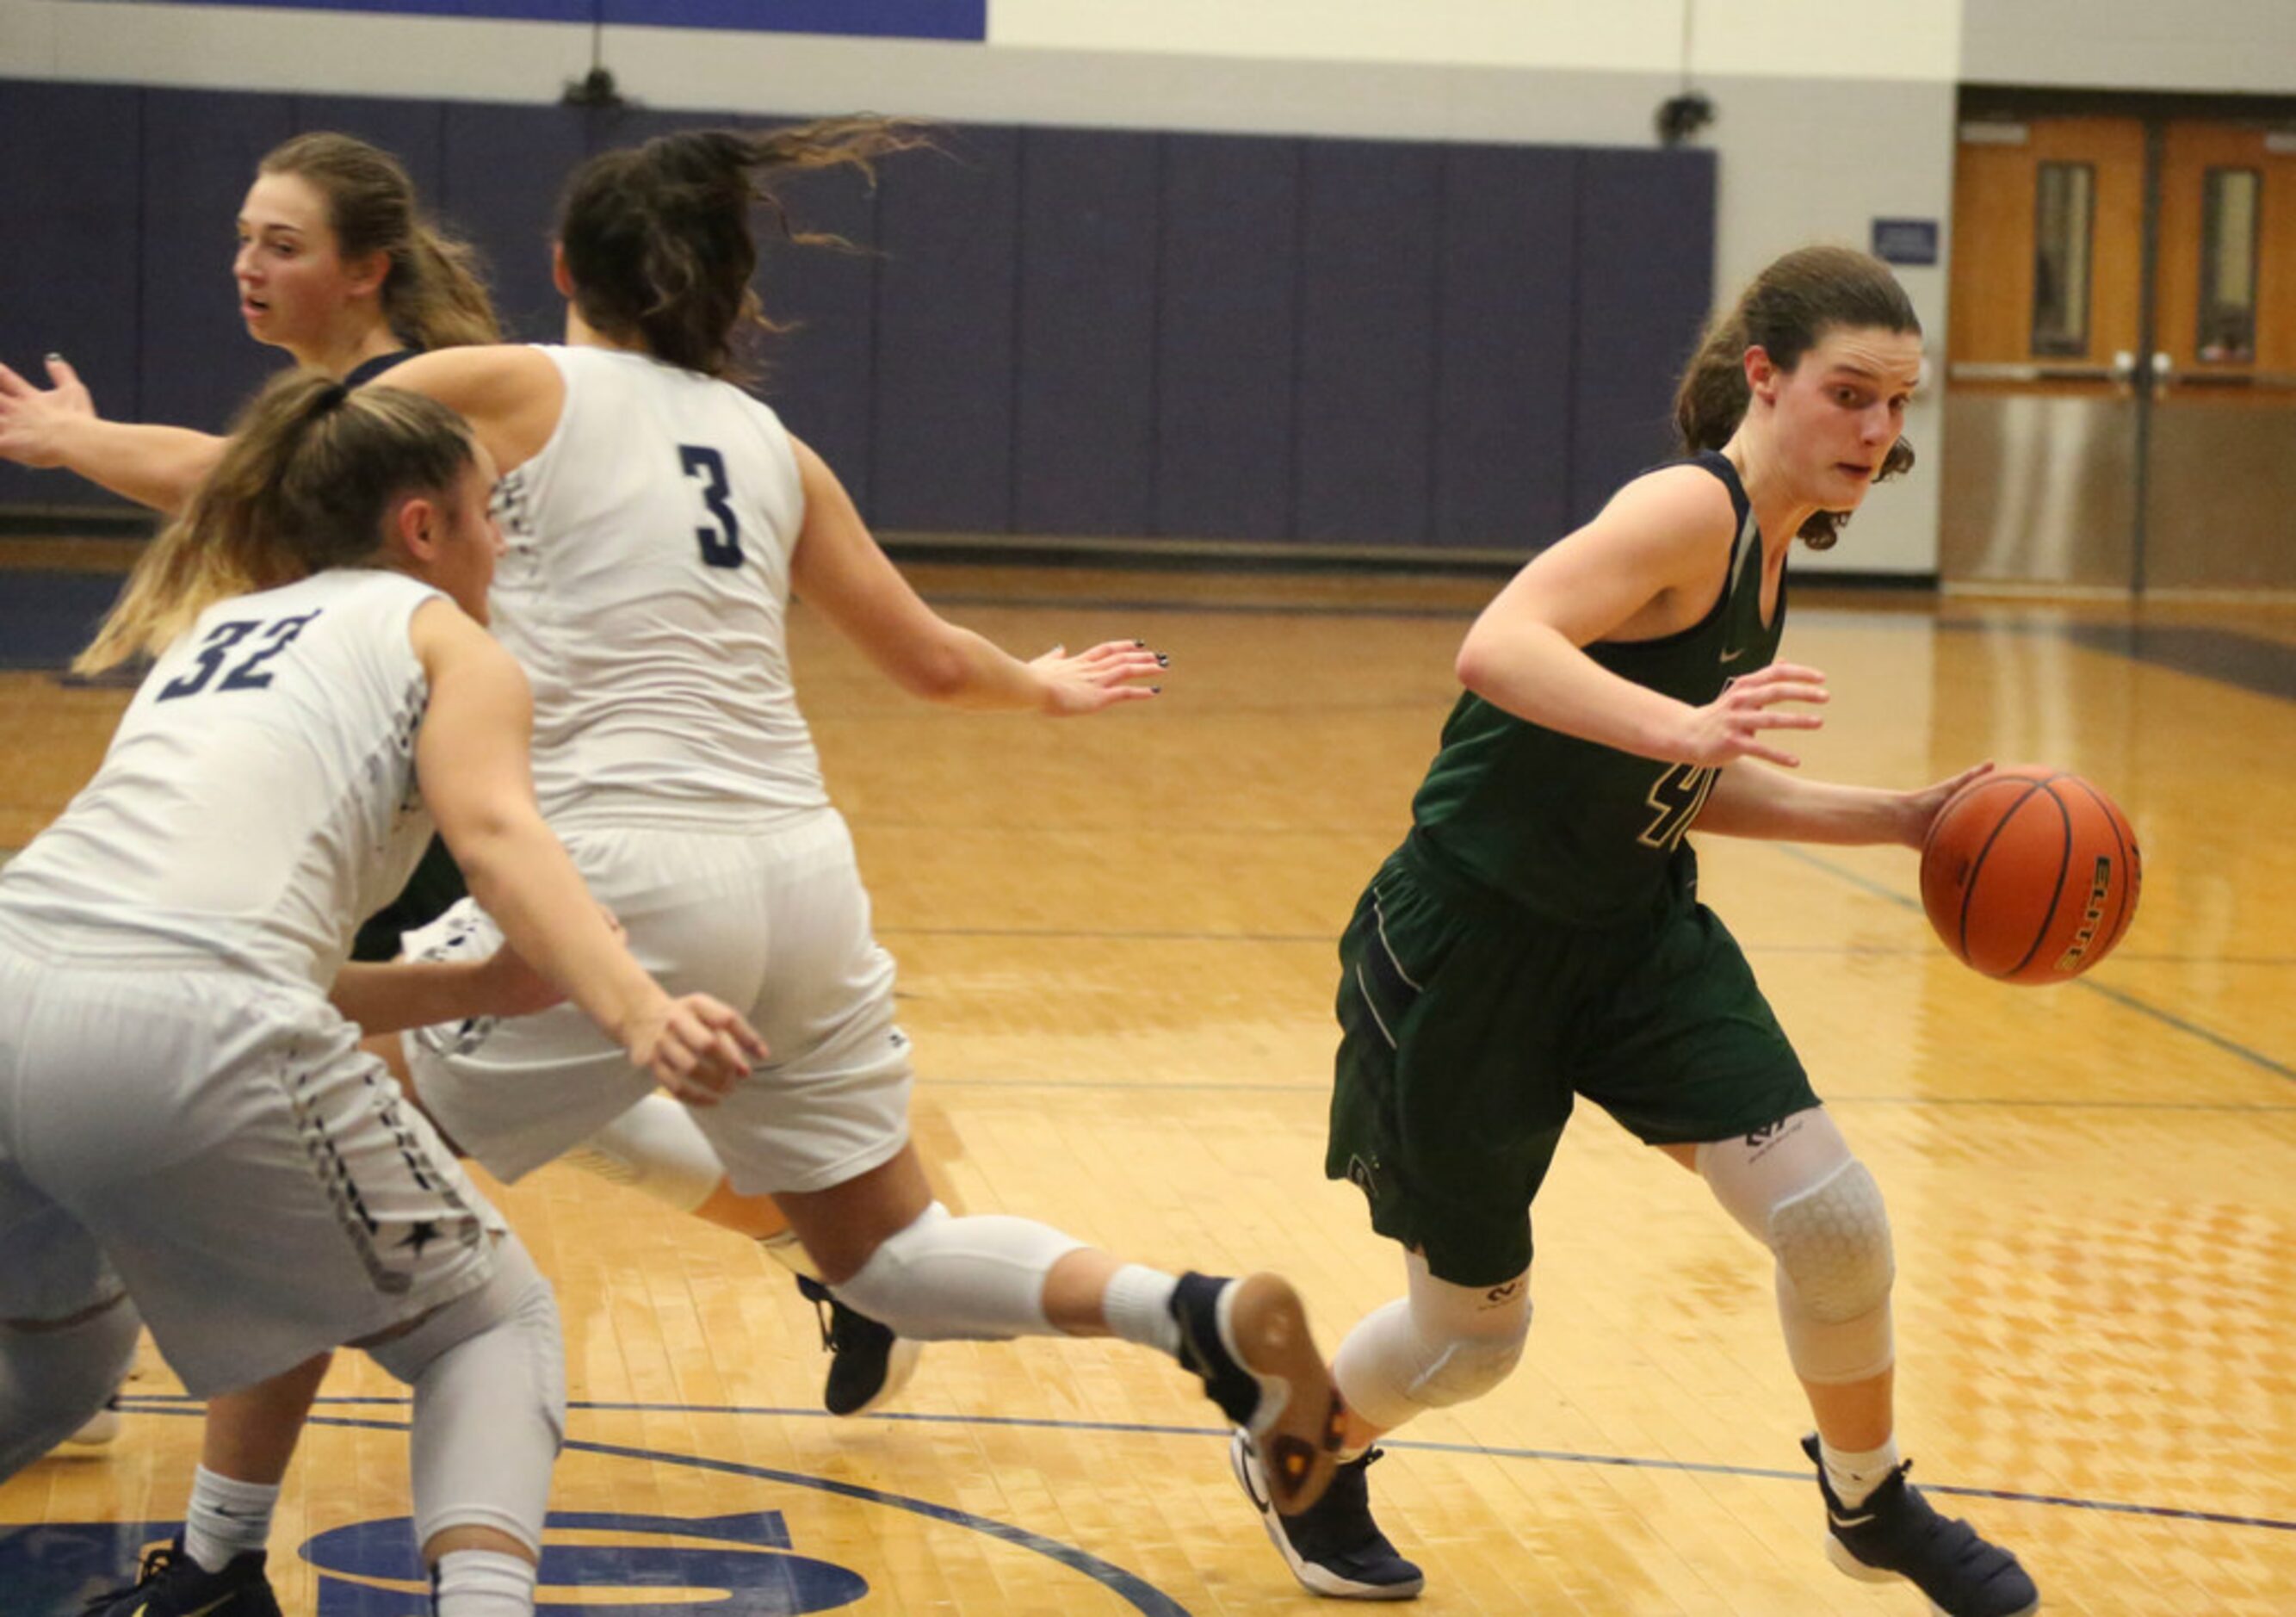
[0,372,764,1617]
[331,119,1352,1523]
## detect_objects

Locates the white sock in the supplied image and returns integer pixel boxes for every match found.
[1821,1434,1903,1508]
[431,1547,537,1616]
[1099,1265,1181,1356]
[183,1465,278,1572]
[759,1228,822,1282]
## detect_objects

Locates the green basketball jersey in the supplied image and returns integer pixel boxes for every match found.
[1408,452,1787,926]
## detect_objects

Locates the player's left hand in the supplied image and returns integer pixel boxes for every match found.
[1030,638,1164,716]
[1901,759,1994,848]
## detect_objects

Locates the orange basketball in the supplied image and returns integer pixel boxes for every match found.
[1919,765,2142,984]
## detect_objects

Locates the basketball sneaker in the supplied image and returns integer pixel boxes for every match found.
[1805,1434,2039,1617]
[63,1391,124,1448]
[1232,1434,1425,1599]
[795,1274,922,1417]
[1169,1272,1347,1515]
[83,1539,282,1617]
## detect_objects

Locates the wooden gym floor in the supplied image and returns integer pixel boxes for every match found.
[2,555,2291,1614]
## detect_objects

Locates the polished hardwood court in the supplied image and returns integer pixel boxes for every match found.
[3,559,2291,1615]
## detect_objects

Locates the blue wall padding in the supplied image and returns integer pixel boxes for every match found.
[1569,149,1718,526]
[1152,133,1304,543]
[870,123,1021,534]
[1295,139,1445,547]
[0,83,145,509]
[1014,127,1160,538]
[1435,144,1579,548]
[0,77,1716,554]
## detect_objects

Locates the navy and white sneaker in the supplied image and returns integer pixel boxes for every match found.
[1169,1272,1347,1515]
[1806,1434,2039,1617]
[83,1539,282,1617]
[795,1274,921,1417]
[1233,1434,1425,1600]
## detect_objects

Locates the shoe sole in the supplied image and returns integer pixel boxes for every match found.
[63,1412,122,1448]
[832,1338,924,1419]
[1229,1433,1425,1601]
[1824,1537,2041,1617]
[1220,1273,1348,1516]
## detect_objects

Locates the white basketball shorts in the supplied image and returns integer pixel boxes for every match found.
[0,945,504,1397]
[403,808,913,1197]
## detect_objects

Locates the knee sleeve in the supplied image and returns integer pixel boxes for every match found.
[1699,1107,1895,1385]
[558,1094,725,1215]
[832,1204,1085,1342]
[0,1292,139,1482]
[1331,1252,1531,1431]
[363,1237,565,1557]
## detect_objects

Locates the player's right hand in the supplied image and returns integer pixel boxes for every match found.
[1674,662,1829,768]
[0,356,97,468]
[627,993,768,1104]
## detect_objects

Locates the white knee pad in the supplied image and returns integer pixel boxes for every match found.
[0,1292,139,1482]
[558,1093,725,1215]
[1332,1252,1531,1432]
[1699,1108,1895,1385]
[362,1237,565,1557]
[832,1203,1085,1342]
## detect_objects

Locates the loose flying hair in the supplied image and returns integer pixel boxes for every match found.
[78,374,475,672]
[260,132,501,351]
[1673,245,1922,548]
[556,117,934,381]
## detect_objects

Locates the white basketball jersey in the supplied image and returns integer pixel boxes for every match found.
[487,345,828,831]
[0,570,440,988]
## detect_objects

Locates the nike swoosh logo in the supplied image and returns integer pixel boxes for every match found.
[1719,647,1747,664]
[1829,1509,1877,1529]
[1237,1444,1272,1513]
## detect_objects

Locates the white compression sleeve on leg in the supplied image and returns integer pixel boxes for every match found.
[557,1094,724,1215]
[1330,1249,1532,1432]
[830,1204,1086,1341]
[365,1236,566,1558]
[0,1292,139,1482]
[1697,1106,1896,1385]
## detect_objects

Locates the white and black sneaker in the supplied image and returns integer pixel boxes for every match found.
[1233,1433,1425,1600]
[1169,1272,1347,1515]
[64,1391,124,1448]
[795,1274,922,1417]
[1807,1434,2039,1617]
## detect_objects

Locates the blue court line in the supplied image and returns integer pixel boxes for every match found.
[1774,845,2292,1083]
[121,1403,1185,1615]
[117,1397,2296,1536]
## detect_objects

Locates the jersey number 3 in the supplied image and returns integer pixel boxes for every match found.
[679,443,742,568]
[155,611,321,702]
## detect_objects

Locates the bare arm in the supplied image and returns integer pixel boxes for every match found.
[0,357,223,511]
[408,599,764,1095]
[328,948,562,1037]
[1454,467,1828,768]
[366,345,565,475]
[1698,759,1995,847]
[786,435,1160,714]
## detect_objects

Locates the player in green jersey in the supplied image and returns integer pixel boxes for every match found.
[1232,245,2038,1617]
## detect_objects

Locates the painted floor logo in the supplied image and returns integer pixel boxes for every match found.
[0,1511,865,1616]
[306,1509,864,1614]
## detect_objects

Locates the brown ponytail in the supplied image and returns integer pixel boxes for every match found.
[77,374,475,672]
[557,117,935,381]
[1673,245,1921,548]
[259,132,502,352]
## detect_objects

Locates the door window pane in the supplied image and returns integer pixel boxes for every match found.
[2031,162,2095,357]
[2197,167,2260,363]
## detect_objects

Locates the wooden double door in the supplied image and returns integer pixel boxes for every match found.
[1945,112,2296,592]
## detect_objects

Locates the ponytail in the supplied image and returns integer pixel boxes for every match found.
[389,219,501,350]
[1672,245,1922,549]
[78,374,473,672]
[559,116,935,381]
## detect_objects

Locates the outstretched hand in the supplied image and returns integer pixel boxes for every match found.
[1675,662,1829,768]
[0,355,96,469]
[1899,759,1995,849]
[627,993,769,1105]
[1030,638,1165,716]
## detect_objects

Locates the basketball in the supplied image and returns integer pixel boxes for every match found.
[1919,765,2142,984]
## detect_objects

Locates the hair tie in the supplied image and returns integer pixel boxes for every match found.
[316,381,350,410]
